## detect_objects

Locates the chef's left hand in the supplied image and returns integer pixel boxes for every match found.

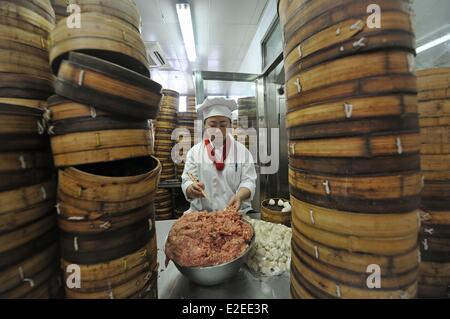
[227,195,241,212]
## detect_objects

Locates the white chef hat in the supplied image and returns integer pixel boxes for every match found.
[197,97,237,121]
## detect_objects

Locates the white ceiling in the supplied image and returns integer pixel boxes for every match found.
[135,0,268,95]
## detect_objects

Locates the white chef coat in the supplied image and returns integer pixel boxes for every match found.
[181,134,257,214]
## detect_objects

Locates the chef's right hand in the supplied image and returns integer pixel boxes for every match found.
[187,182,205,199]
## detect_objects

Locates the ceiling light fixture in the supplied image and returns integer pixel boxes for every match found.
[416,33,450,54]
[176,3,197,62]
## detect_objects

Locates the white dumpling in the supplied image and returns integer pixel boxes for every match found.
[268,199,275,206]
[277,199,284,207]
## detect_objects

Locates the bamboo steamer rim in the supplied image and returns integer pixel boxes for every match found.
[162,89,180,98]
[49,12,149,76]
[53,56,161,120]
[61,51,160,96]
[0,98,47,110]
[61,156,161,186]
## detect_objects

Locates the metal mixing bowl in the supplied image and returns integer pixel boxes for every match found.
[169,222,256,286]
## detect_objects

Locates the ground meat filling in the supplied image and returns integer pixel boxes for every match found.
[165,210,254,267]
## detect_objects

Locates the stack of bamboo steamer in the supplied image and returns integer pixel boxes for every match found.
[417,67,450,298]
[0,0,64,299]
[176,96,197,179]
[0,0,55,101]
[236,97,257,150]
[279,0,422,299]
[153,89,179,220]
[47,1,162,299]
[154,89,178,182]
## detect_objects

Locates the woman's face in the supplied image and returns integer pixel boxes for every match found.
[204,116,231,142]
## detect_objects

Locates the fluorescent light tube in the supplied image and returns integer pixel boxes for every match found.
[416,33,450,54]
[176,3,197,62]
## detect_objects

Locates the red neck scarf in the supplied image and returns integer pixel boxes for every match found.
[204,136,232,171]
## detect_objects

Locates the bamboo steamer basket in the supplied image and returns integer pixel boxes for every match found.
[57,156,161,213]
[0,227,58,270]
[291,245,418,299]
[0,262,61,299]
[289,167,422,213]
[60,218,155,264]
[61,237,156,282]
[0,151,53,192]
[292,227,419,276]
[0,74,54,100]
[61,237,156,295]
[47,96,154,167]
[0,0,55,37]
[419,261,450,298]
[53,52,161,119]
[0,243,59,295]
[0,103,46,136]
[285,51,416,105]
[50,129,154,167]
[49,12,148,76]
[47,96,151,135]
[57,203,154,235]
[65,266,157,299]
[291,211,418,256]
[0,180,56,230]
[289,154,420,176]
[261,198,291,226]
[291,196,420,238]
[50,0,141,31]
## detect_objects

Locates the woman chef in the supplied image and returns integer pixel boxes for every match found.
[181,97,257,214]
